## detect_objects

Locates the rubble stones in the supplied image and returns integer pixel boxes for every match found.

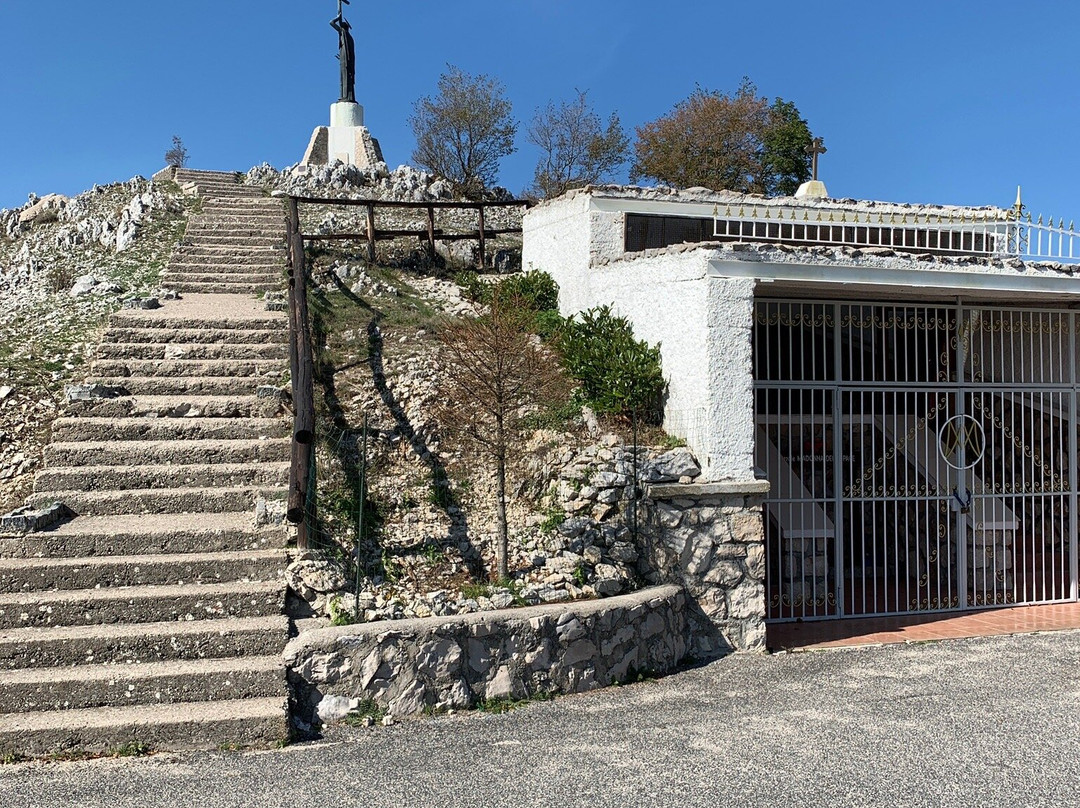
[285,585,685,722]
[0,502,73,534]
[642,489,767,656]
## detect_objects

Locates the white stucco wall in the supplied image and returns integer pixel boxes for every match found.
[546,246,756,482]
[521,194,593,314]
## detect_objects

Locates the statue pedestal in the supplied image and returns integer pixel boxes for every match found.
[330,101,364,128]
[301,101,384,170]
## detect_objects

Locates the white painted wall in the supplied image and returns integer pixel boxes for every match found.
[523,192,759,482]
[522,194,593,314]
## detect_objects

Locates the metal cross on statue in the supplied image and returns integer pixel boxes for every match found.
[805,137,827,181]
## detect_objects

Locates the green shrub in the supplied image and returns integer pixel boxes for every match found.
[557,305,665,419]
[491,270,559,313]
[455,269,486,303]
[455,269,560,318]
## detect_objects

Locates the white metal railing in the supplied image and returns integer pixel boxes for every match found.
[711,203,1079,263]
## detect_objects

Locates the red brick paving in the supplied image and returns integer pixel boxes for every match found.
[767,601,1080,650]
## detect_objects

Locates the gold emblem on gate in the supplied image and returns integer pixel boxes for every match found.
[937,414,986,470]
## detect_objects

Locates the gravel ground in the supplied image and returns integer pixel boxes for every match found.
[3,631,1079,808]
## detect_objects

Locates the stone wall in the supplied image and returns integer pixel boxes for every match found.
[284,585,686,725]
[642,481,768,656]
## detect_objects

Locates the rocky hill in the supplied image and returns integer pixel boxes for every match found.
[0,178,192,510]
[0,160,698,628]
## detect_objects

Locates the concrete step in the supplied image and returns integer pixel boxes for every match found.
[165,262,285,274]
[0,548,285,594]
[90,358,282,378]
[161,273,282,286]
[166,281,282,295]
[0,578,285,625]
[185,226,281,237]
[49,416,288,442]
[64,393,284,420]
[0,613,288,669]
[108,312,285,331]
[28,485,287,517]
[46,437,290,468]
[0,696,288,755]
[95,342,287,360]
[102,327,284,345]
[85,375,274,396]
[0,655,284,713]
[34,461,290,494]
[0,513,288,559]
[180,235,282,248]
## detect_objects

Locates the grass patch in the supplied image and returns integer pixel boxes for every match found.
[1,750,28,765]
[476,691,554,714]
[342,699,387,725]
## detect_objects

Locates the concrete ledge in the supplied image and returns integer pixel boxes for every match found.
[648,479,770,499]
[284,585,686,723]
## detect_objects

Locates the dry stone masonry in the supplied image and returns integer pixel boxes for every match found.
[285,584,685,725]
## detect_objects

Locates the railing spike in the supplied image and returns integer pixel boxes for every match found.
[803,210,809,221]
[712,204,718,217]
[1038,214,1044,225]
[1026,212,1032,223]
[1059,217,1065,229]
[764,207,771,219]
[1070,221,1075,232]
[725,205,732,217]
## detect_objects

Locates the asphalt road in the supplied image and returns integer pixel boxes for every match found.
[3,631,1080,808]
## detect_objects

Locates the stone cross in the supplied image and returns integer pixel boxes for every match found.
[805,137,827,181]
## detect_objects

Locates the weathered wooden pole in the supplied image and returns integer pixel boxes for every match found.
[285,197,315,548]
[365,203,376,263]
[477,205,486,268]
[426,205,436,262]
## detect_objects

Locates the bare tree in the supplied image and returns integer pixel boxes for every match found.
[437,300,567,579]
[528,90,629,198]
[164,136,189,168]
[410,65,517,198]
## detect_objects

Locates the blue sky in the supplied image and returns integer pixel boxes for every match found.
[2,1,1079,219]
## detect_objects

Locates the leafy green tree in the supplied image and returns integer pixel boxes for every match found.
[410,65,518,198]
[631,79,812,196]
[528,91,629,198]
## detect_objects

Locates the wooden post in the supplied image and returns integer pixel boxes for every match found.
[285,197,315,549]
[365,203,376,263]
[426,205,436,261]
[477,205,486,269]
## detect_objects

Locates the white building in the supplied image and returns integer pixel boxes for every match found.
[524,185,1080,630]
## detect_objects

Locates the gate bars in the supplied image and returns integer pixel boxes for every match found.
[756,299,1079,621]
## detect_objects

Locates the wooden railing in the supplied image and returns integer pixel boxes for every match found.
[281,193,531,549]
[284,198,315,549]
[288,195,531,267]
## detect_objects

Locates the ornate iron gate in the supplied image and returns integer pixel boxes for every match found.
[755,299,1078,621]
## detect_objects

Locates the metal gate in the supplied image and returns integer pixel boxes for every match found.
[755,299,1078,621]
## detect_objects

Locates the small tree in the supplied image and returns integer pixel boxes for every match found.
[557,305,665,420]
[410,65,517,198]
[631,79,812,195]
[528,90,629,198]
[437,299,567,579]
[164,136,189,168]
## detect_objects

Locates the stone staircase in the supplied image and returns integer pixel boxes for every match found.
[0,170,295,756]
[162,169,285,296]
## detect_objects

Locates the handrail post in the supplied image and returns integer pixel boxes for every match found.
[477,205,486,268]
[365,203,376,263]
[426,204,436,262]
[285,196,315,550]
